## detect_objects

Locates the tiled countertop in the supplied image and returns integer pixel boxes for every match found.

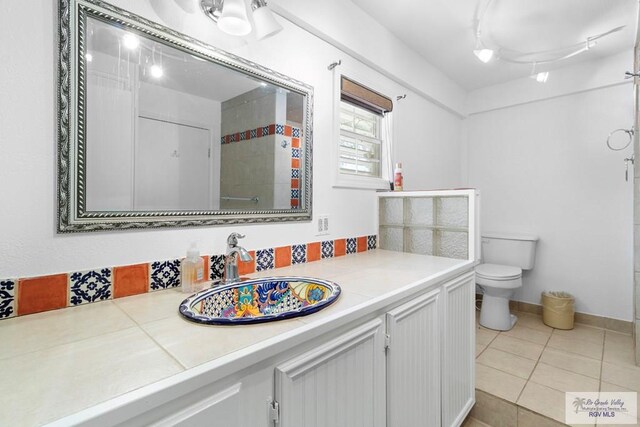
[0,250,472,426]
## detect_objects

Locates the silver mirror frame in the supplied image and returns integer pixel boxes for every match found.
[57,0,313,232]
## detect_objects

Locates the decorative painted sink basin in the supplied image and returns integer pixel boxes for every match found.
[179,277,341,325]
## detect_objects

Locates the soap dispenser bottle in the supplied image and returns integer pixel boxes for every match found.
[181,244,205,293]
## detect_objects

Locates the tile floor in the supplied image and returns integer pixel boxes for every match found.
[472,310,639,426]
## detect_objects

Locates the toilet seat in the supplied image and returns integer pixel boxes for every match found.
[475,263,522,281]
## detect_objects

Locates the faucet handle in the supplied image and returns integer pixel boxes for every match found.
[227,232,246,247]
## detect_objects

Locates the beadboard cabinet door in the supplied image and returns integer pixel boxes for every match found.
[441,272,475,427]
[275,319,386,427]
[386,288,441,427]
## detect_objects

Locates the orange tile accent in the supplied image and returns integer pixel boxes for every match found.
[18,274,68,315]
[244,130,250,140]
[290,199,299,207]
[292,138,301,148]
[357,236,367,253]
[234,132,240,141]
[307,242,321,262]
[201,255,209,280]
[291,178,299,189]
[268,124,275,135]
[113,264,149,298]
[257,127,263,137]
[291,158,300,168]
[284,125,292,136]
[275,246,292,268]
[334,239,346,257]
[238,250,256,275]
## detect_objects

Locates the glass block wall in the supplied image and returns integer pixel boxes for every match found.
[379,193,471,260]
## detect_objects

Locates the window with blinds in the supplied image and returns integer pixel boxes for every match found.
[339,102,382,177]
[338,76,392,179]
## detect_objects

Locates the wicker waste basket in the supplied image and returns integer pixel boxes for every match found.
[541,291,575,330]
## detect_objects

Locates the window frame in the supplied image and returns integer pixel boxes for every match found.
[332,68,391,190]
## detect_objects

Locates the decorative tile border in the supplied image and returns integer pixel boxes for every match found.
[0,279,16,319]
[220,123,303,210]
[69,268,112,306]
[0,234,377,320]
[220,123,301,145]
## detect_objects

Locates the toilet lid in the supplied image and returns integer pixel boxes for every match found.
[475,263,522,281]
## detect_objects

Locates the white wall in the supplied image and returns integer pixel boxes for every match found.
[0,1,464,279]
[465,54,634,321]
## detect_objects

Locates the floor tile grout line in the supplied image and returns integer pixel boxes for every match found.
[598,331,607,395]
[514,326,552,403]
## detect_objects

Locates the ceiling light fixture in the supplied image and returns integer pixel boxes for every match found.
[472,27,494,63]
[150,64,164,78]
[473,48,494,64]
[533,72,549,83]
[201,0,282,40]
[472,0,624,67]
[251,0,283,40]
[122,33,140,50]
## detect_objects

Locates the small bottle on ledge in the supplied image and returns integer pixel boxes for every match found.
[393,162,403,191]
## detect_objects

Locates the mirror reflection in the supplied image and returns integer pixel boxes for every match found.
[85,16,305,212]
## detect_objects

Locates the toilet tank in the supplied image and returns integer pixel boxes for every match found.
[481,232,538,270]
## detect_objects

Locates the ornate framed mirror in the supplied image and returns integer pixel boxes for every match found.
[57,0,313,232]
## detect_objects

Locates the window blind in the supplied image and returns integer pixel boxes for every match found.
[341,76,393,116]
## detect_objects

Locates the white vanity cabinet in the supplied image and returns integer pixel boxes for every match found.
[441,273,476,427]
[275,271,475,427]
[386,288,441,427]
[50,270,474,427]
[275,319,386,427]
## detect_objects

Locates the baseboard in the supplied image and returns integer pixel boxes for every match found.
[475,294,633,334]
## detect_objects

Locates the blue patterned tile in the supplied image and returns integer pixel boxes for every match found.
[256,248,275,271]
[0,279,16,319]
[250,129,257,139]
[69,268,112,306]
[291,169,300,179]
[346,238,357,254]
[220,136,226,144]
[367,235,377,250]
[150,259,181,291]
[292,148,300,159]
[229,133,236,142]
[292,127,300,138]
[262,126,269,136]
[239,131,246,141]
[292,244,306,264]
[321,241,334,259]
[291,189,300,199]
[210,254,225,280]
[275,124,284,135]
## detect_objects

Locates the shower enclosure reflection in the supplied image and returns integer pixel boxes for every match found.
[85,16,305,212]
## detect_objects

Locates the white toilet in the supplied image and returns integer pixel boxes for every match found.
[476,232,538,331]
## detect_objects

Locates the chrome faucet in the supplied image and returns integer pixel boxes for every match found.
[223,232,252,285]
